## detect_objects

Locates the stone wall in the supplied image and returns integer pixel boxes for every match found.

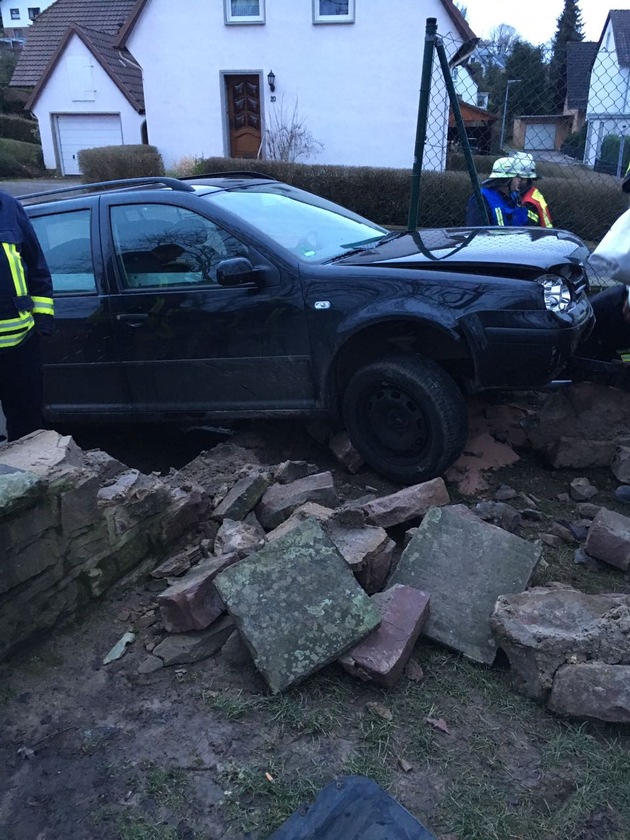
[0,430,208,661]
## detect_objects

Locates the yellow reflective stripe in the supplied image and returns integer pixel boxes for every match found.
[2,242,28,297]
[0,312,34,330]
[32,295,54,315]
[0,327,31,348]
[495,208,504,225]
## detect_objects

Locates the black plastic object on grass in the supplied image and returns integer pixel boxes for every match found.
[267,775,437,840]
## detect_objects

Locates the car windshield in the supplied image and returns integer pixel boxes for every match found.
[204,184,387,261]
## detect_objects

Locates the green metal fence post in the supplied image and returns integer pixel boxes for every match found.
[434,36,489,225]
[407,17,438,231]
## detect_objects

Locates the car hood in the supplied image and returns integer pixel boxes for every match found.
[332,227,588,274]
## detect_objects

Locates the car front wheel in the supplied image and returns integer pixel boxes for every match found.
[342,354,468,485]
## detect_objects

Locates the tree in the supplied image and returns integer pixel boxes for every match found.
[505,40,551,122]
[548,0,584,113]
[486,24,519,67]
[265,98,323,162]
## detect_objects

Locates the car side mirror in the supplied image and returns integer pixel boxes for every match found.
[216,257,257,287]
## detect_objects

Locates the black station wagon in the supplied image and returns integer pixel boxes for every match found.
[21,173,594,484]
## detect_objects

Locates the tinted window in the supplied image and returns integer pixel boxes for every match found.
[31,209,96,294]
[110,204,249,289]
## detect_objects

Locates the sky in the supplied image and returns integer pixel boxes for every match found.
[463,0,630,46]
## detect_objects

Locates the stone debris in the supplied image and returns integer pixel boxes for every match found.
[576,502,601,519]
[491,586,630,704]
[611,445,630,484]
[569,476,598,502]
[549,663,630,722]
[390,505,541,664]
[265,502,335,542]
[157,552,240,633]
[472,500,522,533]
[213,518,381,693]
[361,478,450,528]
[103,631,136,664]
[339,584,430,687]
[213,516,265,557]
[256,471,339,530]
[150,545,204,579]
[325,522,395,595]
[584,507,630,571]
[328,431,364,473]
[273,460,318,484]
[212,473,270,521]
[150,615,236,667]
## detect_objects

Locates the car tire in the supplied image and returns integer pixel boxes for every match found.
[342,354,468,485]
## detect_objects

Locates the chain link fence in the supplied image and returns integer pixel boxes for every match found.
[414,26,630,249]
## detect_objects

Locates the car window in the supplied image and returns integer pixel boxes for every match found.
[110,204,250,290]
[30,209,96,294]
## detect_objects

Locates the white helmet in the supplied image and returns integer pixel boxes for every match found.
[510,152,537,179]
[488,156,521,179]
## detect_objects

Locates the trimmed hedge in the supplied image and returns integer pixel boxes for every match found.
[0,114,40,144]
[78,144,164,182]
[192,156,628,243]
[0,137,45,178]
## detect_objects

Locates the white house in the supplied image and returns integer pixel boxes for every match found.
[0,0,55,39]
[584,10,630,173]
[14,0,476,175]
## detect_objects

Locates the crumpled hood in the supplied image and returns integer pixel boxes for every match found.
[333,227,589,273]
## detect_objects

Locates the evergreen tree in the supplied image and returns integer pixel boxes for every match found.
[548,0,584,113]
[505,41,551,120]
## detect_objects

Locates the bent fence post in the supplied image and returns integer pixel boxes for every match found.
[407,17,437,231]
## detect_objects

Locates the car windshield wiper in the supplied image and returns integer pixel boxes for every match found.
[325,234,389,263]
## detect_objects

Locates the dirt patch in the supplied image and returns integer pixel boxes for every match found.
[3,409,630,840]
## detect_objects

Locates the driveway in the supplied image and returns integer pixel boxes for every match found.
[1,177,82,198]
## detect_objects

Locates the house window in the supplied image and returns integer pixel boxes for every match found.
[28,7,41,20]
[313,0,355,24]
[10,9,20,20]
[224,0,265,25]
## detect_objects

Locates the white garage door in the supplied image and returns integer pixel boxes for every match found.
[524,123,556,151]
[55,114,123,176]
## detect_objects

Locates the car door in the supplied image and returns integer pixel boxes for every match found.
[29,202,126,418]
[101,195,315,415]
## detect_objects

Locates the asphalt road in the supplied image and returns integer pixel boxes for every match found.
[1,178,82,198]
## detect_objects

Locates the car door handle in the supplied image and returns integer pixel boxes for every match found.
[116,313,149,325]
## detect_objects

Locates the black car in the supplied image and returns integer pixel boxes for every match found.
[21,173,594,484]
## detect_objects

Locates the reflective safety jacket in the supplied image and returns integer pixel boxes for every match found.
[466,187,528,227]
[0,191,53,350]
[522,186,553,228]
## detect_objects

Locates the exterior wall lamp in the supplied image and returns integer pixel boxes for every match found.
[267,70,276,92]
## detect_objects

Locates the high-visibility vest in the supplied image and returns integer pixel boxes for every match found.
[480,187,529,227]
[522,186,553,228]
[0,241,53,349]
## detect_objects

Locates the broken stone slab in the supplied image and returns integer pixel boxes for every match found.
[255,472,339,531]
[569,477,598,502]
[339,584,430,687]
[390,505,541,664]
[548,663,630,722]
[151,615,236,666]
[326,522,395,595]
[584,507,630,571]
[577,503,601,519]
[0,429,84,478]
[0,465,45,518]
[490,586,630,700]
[265,502,335,542]
[472,501,522,533]
[212,473,270,521]
[611,445,630,484]
[160,484,209,545]
[214,518,381,694]
[137,655,164,674]
[361,478,450,529]
[329,431,364,474]
[103,631,136,665]
[157,552,240,633]
[150,545,204,580]
[214,517,265,557]
[274,460,318,484]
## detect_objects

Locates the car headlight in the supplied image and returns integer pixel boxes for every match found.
[539,275,571,312]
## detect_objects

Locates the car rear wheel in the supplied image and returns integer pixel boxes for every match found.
[342,354,468,485]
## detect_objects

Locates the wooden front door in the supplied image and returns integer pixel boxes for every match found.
[225,74,262,159]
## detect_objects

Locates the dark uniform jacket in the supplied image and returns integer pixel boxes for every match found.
[0,190,53,350]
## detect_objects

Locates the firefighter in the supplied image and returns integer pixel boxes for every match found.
[510,152,553,228]
[0,189,54,442]
[465,157,529,227]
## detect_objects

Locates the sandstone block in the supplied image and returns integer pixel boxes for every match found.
[214,517,265,557]
[329,431,364,473]
[611,445,630,484]
[585,507,630,570]
[361,478,449,528]
[339,584,430,687]
[256,472,339,531]
[152,615,236,666]
[212,473,269,521]
[549,663,630,722]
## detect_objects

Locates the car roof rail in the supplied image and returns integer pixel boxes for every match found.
[16,176,196,202]
[182,170,277,181]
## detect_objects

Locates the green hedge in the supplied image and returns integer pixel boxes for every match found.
[192,156,628,243]
[0,114,40,144]
[78,144,164,182]
[0,137,45,178]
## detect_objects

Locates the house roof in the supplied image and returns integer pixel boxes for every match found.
[10,0,138,87]
[25,23,144,112]
[566,41,598,110]
[115,0,477,48]
[609,9,630,68]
